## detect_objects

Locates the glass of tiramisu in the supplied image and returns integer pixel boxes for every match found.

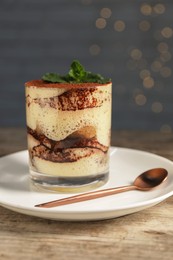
[25,60,112,192]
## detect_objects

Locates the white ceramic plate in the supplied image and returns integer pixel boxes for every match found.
[0,147,173,221]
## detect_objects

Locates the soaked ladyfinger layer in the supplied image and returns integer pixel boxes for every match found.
[28,131,109,177]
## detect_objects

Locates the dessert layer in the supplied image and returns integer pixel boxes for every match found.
[28,127,108,163]
[27,88,105,111]
[31,150,108,177]
[25,83,111,144]
[31,145,106,163]
[28,128,109,177]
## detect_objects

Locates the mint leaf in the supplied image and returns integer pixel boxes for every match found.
[42,73,66,83]
[68,60,86,82]
[84,72,110,84]
[42,60,111,84]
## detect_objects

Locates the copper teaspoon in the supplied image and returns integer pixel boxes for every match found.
[35,168,168,208]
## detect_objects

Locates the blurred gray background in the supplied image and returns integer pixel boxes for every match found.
[0,0,173,132]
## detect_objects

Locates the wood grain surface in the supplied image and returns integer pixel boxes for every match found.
[0,128,173,260]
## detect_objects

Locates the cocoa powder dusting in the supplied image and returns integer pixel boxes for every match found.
[27,87,104,111]
[25,80,109,89]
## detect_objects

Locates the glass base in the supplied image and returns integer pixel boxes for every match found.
[30,169,109,193]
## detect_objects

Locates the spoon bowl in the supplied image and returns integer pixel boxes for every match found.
[35,168,168,208]
[134,168,168,190]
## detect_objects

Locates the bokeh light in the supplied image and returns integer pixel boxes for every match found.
[151,61,162,72]
[135,94,147,106]
[143,77,155,88]
[161,27,173,38]
[151,102,163,113]
[160,67,172,78]
[114,20,126,32]
[100,8,112,19]
[130,49,143,60]
[140,4,152,16]
[157,42,168,53]
[95,18,107,29]
[160,52,172,62]
[139,69,151,79]
[139,20,151,32]
[153,4,166,14]
[89,44,101,55]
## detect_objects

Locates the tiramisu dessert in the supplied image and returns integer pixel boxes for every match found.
[25,60,112,192]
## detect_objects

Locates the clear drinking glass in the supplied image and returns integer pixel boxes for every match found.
[25,80,112,192]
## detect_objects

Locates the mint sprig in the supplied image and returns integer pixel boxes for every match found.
[42,73,66,83]
[42,60,111,84]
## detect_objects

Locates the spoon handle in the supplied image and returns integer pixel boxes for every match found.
[35,185,136,208]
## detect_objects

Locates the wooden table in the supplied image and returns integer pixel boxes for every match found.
[0,128,173,260]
